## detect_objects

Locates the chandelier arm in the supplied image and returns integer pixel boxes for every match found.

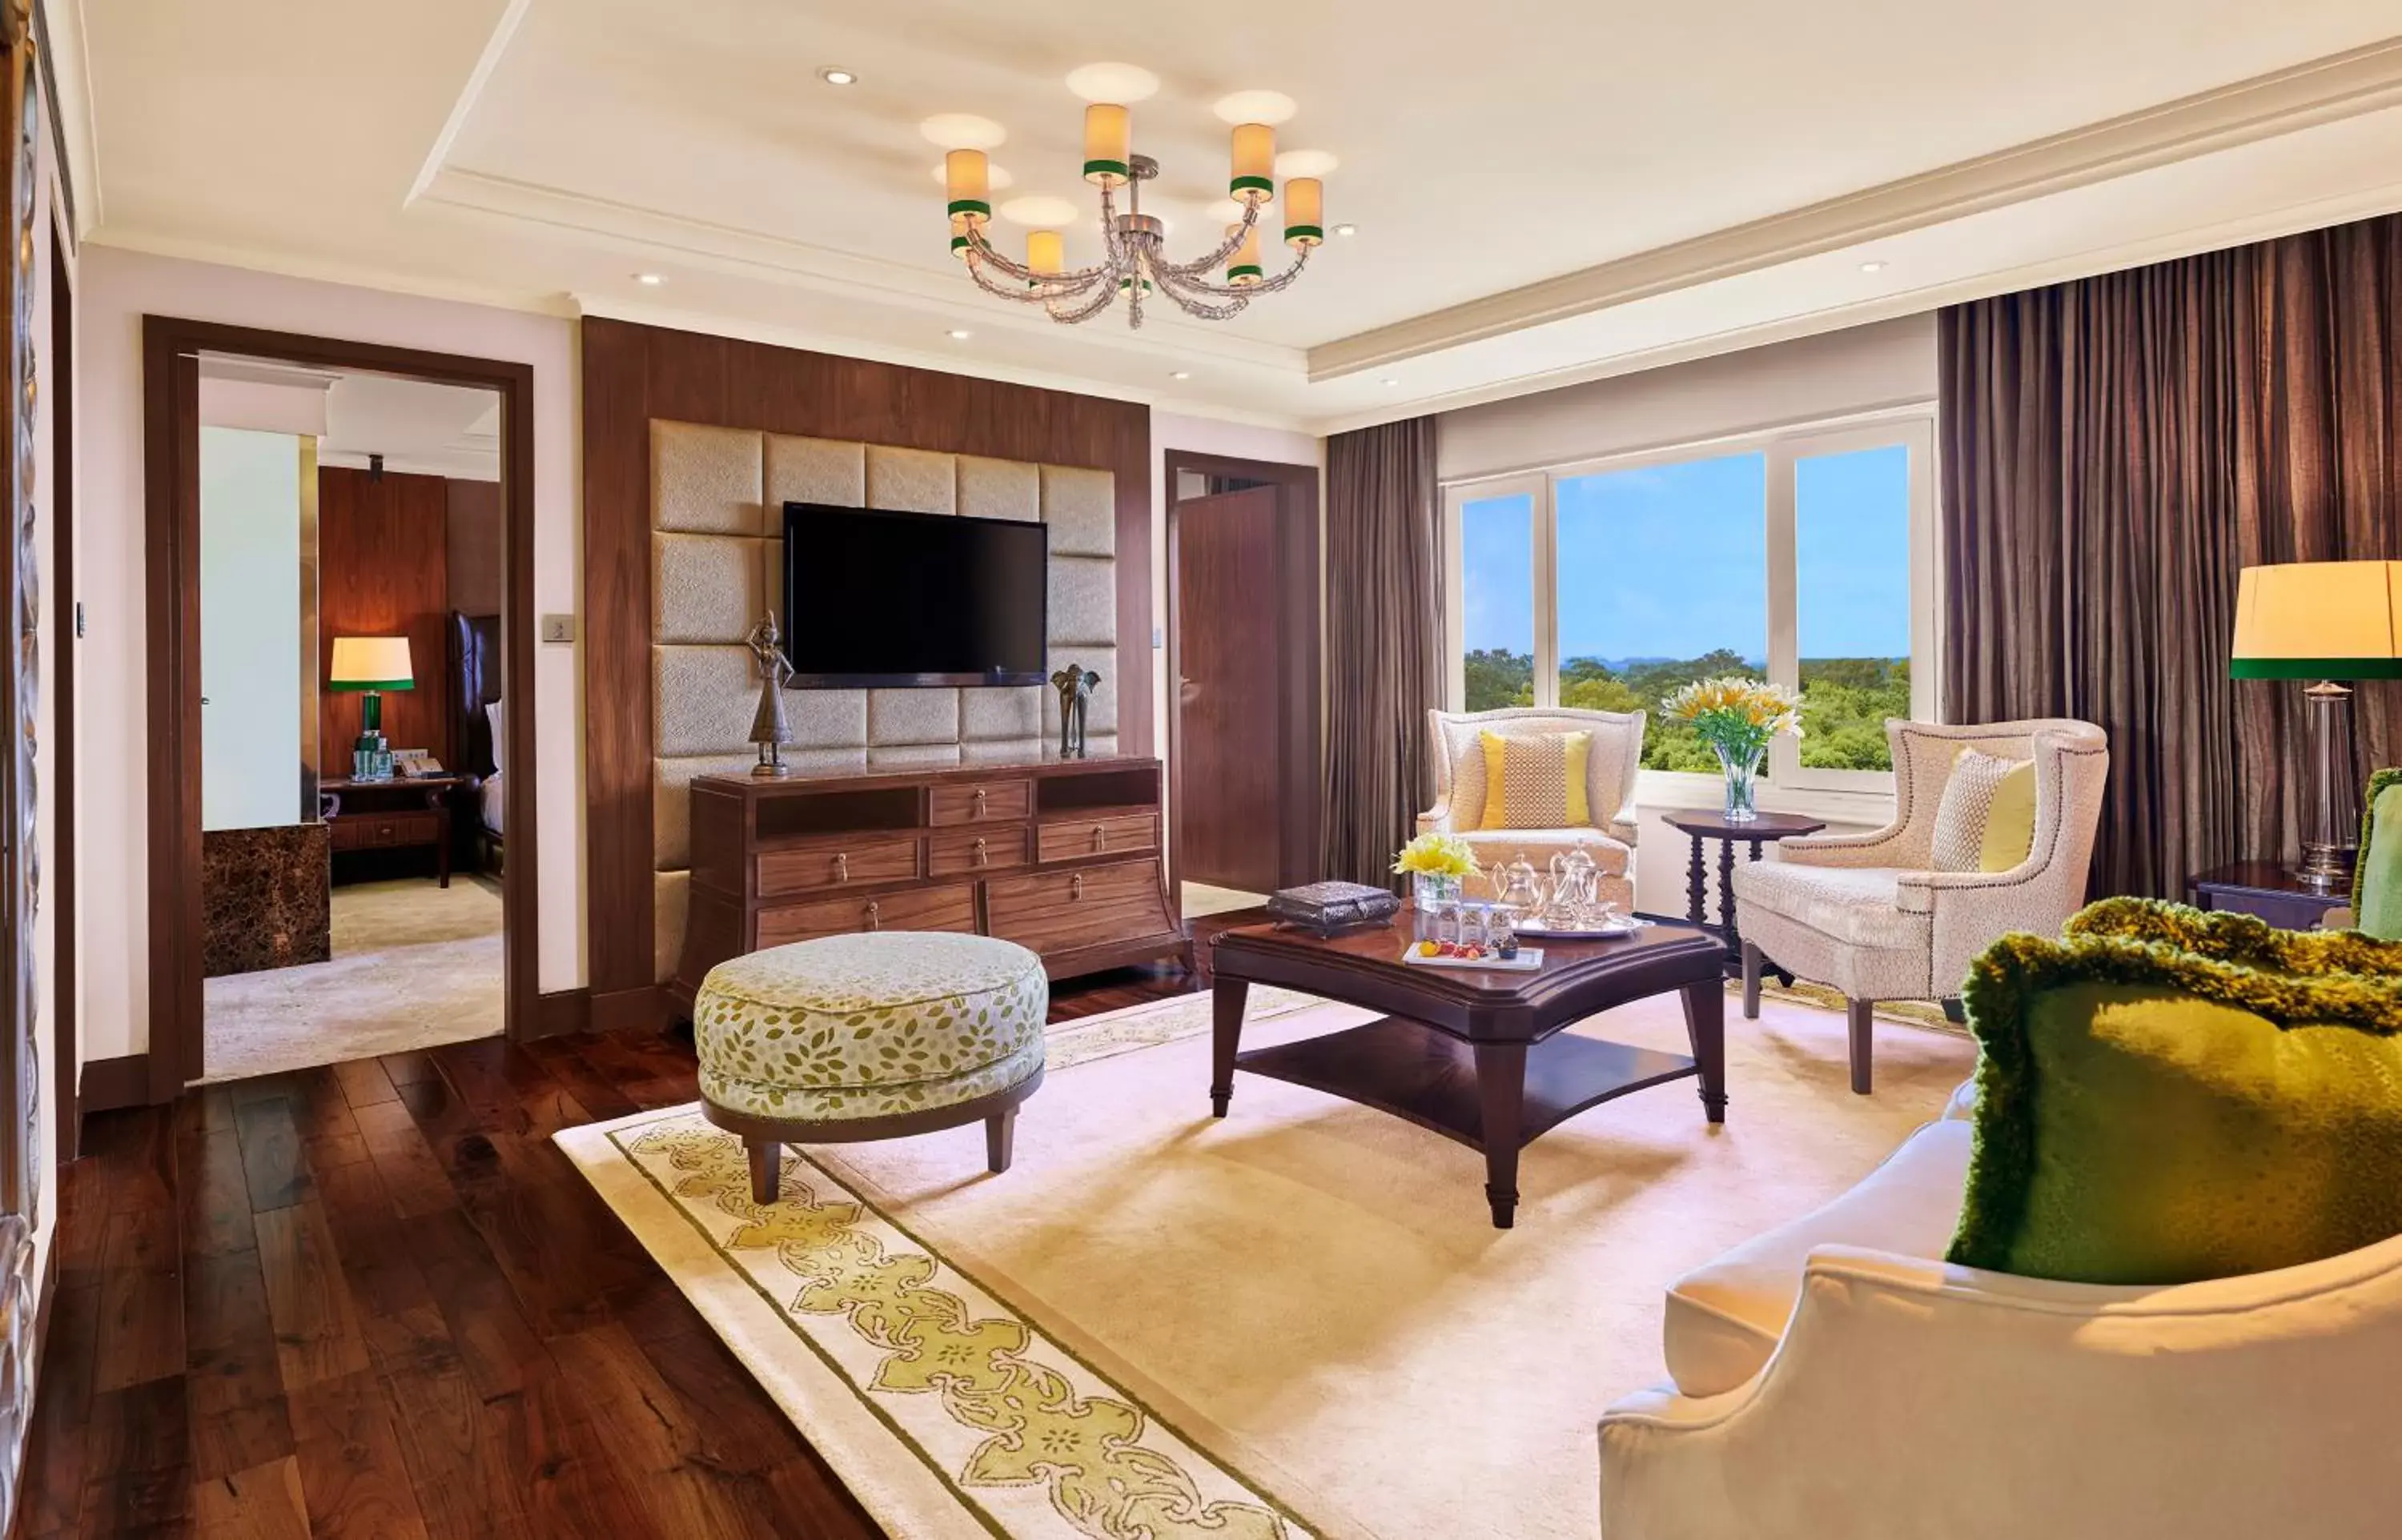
[1158,242,1314,299]
[962,225,1110,287]
[1156,195,1263,277]
[1149,266,1253,321]
[1045,278,1122,325]
[966,250,1108,305]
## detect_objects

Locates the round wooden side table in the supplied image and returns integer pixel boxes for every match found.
[1660,808,1828,978]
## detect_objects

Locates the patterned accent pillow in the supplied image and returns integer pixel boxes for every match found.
[1451,734,1491,831]
[1930,748,2035,873]
[1476,731,1593,830]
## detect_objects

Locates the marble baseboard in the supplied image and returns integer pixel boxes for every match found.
[203,823,332,978]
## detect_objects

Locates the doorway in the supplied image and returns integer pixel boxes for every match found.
[144,319,538,1097]
[1165,451,1322,916]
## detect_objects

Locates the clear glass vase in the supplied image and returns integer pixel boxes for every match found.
[1412,872,1462,940]
[1714,742,1765,824]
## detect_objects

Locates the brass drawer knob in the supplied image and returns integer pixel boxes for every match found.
[971,836,989,866]
[1070,872,1085,901]
[833,852,850,883]
[863,899,881,931]
[971,787,989,817]
[1090,823,1106,852]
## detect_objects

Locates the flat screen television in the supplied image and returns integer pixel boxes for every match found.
[779,502,1049,687]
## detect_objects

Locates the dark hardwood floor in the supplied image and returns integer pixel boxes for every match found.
[22,913,1260,1539]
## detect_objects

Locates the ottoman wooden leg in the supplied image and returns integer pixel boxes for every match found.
[747,1138,782,1205]
[986,1106,1018,1174]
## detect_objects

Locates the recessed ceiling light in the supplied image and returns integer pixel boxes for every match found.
[1860,259,1887,274]
[1333,223,1358,237]
[1212,90,1299,126]
[920,114,1008,150]
[817,66,858,86]
[947,328,974,340]
[633,272,665,286]
[1380,377,1400,387]
[1066,62,1160,103]
[1170,370,1191,380]
[1275,149,1339,178]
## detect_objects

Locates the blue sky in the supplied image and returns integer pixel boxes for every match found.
[1461,445,1911,663]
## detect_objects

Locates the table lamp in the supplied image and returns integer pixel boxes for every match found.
[2229,560,2402,891]
[328,635,414,781]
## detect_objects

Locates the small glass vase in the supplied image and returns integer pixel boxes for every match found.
[1714,742,1765,824]
[1412,872,1463,940]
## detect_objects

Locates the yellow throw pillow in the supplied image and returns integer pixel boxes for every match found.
[1978,754,2038,872]
[1478,730,1593,830]
[1930,746,2038,873]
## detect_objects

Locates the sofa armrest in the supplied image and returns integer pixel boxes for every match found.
[1417,801,1456,836]
[1601,1237,2402,1540]
[1609,805,1639,846]
[1773,824,1912,869]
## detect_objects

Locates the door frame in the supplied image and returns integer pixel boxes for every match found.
[46,215,68,1161]
[1163,449,1322,898]
[141,316,540,1101]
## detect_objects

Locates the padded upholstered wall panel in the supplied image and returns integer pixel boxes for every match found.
[647,419,1122,978]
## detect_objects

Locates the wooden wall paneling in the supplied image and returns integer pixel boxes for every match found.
[442,479,501,618]
[317,467,451,776]
[579,319,1154,1021]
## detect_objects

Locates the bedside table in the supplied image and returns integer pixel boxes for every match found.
[321,774,464,887]
[2187,860,2345,931]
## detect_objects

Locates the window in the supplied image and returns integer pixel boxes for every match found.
[1444,417,1935,796]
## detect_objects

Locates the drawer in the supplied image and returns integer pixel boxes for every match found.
[333,812,439,850]
[757,836,919,897]
[928,824,1029,879]
[986,859,1172,953]
[929,779,1034,827]
[1037,812,1158,864]
[755,884,978,948]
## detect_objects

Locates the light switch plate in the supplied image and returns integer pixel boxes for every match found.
[540,613,576,644]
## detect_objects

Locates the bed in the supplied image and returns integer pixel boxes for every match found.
[450,611,504,871]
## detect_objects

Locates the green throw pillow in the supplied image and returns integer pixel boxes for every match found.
[2355,768,2402,940]
[1950,920,2402,1286]
[2067,895,2402,979]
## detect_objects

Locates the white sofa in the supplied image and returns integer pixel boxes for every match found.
[1419,706,1646,910]
[1731,720,2108,1092]
[1597,1092,2402,1540]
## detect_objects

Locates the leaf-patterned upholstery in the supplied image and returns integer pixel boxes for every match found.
[693,932,1048,1122]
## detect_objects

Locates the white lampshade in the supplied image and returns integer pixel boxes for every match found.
[1083,104,1131,186]
[945,149,990,224]
[1283,176,1323,246]
[1230,122,1275,202]
[1226,223,1262,286]
[2230,561,2402,680]
[328,636,413,690]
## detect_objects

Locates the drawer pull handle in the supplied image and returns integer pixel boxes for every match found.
[833,852,850,883]
[1070,872,1085,901]
[1090,823,1106,852]
[863,899,881,931]
[971,788,988,817]
[971,836,989,866]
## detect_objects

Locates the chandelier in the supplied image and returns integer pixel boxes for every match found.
[942,106,1324,329]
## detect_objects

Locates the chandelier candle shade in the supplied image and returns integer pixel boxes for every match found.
[945,76,1324,327]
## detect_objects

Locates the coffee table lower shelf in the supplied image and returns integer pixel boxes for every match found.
[1227,1017,1705,1229]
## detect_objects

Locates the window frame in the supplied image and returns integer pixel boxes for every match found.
[1442,407,1940,812]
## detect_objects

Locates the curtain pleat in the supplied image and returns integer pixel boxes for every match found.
[1323,417,1444,888]
[1941,215,2402,898]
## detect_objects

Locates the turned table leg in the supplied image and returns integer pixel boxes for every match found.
[1475,1042,1529,1229]
[1682,977,1728,1124]
[1211,978,1249,1117]
[1685,833,1708,926]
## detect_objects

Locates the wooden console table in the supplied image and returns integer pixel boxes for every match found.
[2187,861,2346,931]
[673,754,1190,1010]
[320,774,460,888]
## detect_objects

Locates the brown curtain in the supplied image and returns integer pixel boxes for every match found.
[1941,213,2402,899]
[1324,417,1444,888]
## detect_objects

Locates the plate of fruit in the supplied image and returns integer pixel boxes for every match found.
[1400,940,1546,972]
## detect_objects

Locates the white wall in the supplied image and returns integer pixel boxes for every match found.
[1437,314,1938,484]
[197,427,304,831]
[1148,411,1324,762]
[78,246,583,1065]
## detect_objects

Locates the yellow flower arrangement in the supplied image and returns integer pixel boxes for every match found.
[1662,676,1804,760]
[1392,831,1479,880]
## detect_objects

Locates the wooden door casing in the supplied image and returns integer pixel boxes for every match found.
[1175,486,1285,895]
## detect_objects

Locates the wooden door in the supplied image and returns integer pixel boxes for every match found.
[1175,487,1284,894]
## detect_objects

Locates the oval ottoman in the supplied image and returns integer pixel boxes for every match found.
[693,931,1049,1203]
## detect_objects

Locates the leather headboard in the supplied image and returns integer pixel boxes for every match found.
[451,612,502,780]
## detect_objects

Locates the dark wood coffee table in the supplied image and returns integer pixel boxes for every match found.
[1208,915,1729,1228]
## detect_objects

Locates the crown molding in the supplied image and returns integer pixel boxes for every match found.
[37,0,100,236]
[1305,174,2402,437]
[419,166,1308,379]
[406,0,529,207]
[80,225,588,316]
[1307,35,2402,381]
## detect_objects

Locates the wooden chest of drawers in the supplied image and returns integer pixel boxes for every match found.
[673,755,1187,1010]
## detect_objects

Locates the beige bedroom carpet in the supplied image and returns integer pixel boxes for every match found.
[558,981,1975,1540]
[203,876,504,1082]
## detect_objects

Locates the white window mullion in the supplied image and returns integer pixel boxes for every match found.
[1764,441,1800,783]
[1533,473,1560,708]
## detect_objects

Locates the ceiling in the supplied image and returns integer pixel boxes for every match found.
[196,356,501,480]
[54,2,2402,431]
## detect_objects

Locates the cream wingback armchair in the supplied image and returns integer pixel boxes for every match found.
[1730,720,2108,1092]
[1420,707,1646,910]
[1597,1106,2402,1540]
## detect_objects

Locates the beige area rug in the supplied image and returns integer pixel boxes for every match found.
[559,981,1975,1539]
[203,877,504,1083]
[1183,881,1271,919]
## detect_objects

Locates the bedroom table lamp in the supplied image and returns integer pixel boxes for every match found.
[328,635,414,782]
[2229,559,2402,891]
